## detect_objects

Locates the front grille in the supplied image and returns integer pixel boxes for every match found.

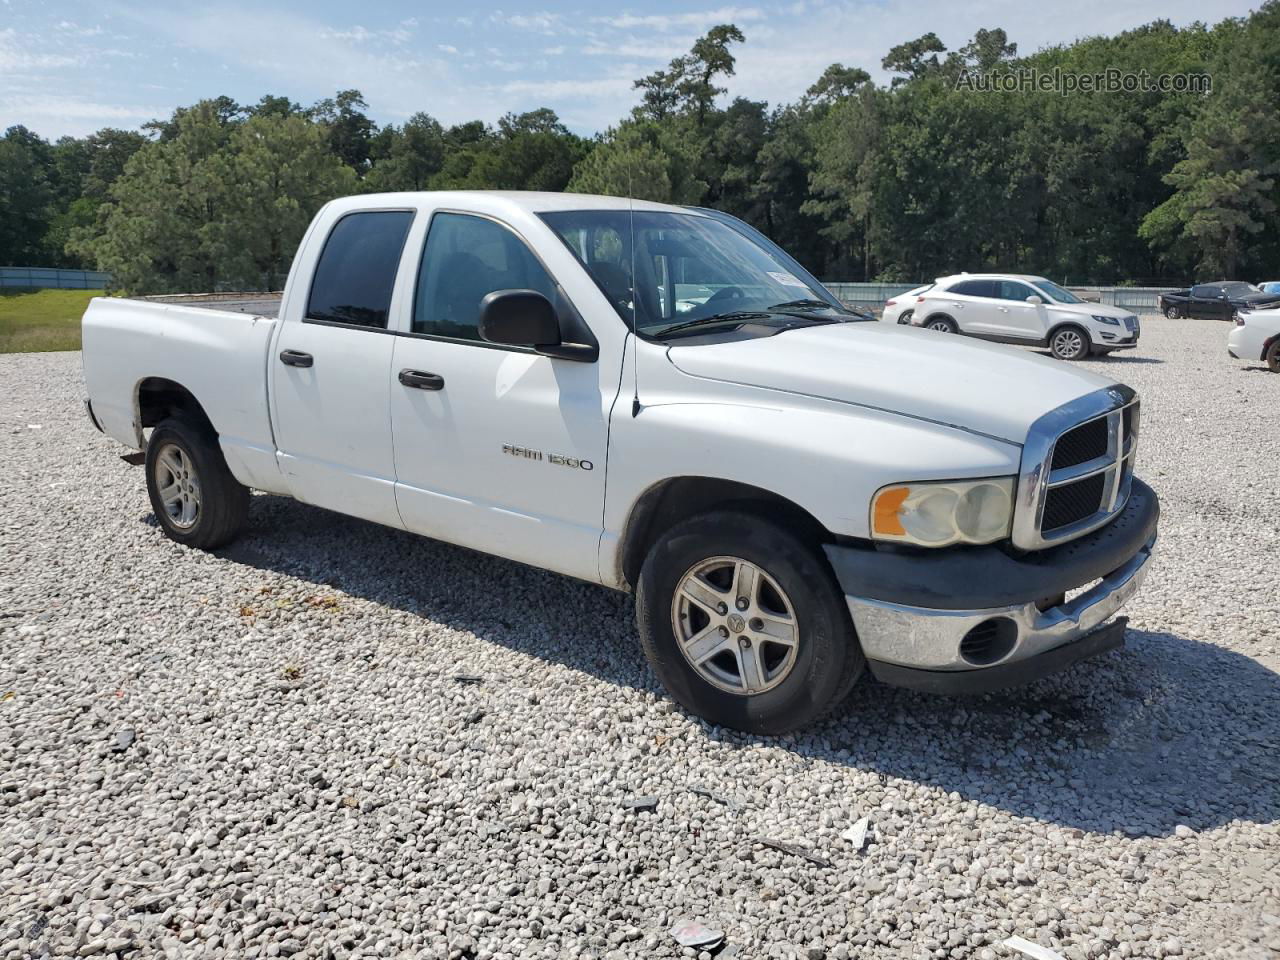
[1015,392,1141,549]
[1042,472,1107,532]
[1122,403,1139,443]
[1051,417,1108,469]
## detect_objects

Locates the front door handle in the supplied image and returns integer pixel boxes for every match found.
[398,369,445,391]
[280,350,314,368]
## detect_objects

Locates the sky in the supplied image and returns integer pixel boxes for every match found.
[0,0,1261,140]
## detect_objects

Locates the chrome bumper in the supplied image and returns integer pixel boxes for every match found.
[846,534,1156,672]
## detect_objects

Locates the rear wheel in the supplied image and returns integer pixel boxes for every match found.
[1049,325,1090,361]
[1266,340,1280,374]
[145,417,249,549]
[925,316,958,333]
[898,310,914,325]
[1163,305,1180,319]
[636,510,863,734]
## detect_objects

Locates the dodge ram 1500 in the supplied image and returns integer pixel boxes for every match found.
[81,192,1159,733]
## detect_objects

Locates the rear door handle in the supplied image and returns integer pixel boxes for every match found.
[398,369,444,391]
[279,350,314,368]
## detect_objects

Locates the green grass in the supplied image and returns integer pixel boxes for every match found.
[0,288,105,353]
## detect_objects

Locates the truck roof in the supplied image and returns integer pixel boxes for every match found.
[329,190,695,216]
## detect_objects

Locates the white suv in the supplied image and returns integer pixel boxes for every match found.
[913,274,1141,360]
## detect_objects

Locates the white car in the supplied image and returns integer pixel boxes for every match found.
[913,274,1141,361]
[1229,307,1280,372]
[80,192,1158,734]
[880,284,934,325]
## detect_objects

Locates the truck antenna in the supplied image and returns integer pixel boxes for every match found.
[628,170,641,418]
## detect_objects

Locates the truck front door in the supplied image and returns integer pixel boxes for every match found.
[270,208,414,530]
[387,210,613,583]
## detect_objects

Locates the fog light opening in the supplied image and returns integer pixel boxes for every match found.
[959,617,1018,666]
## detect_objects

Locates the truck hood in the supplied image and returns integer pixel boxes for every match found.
[666,321,1116,445]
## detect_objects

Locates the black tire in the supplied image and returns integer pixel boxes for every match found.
[1163,305,1180,319]
[1267,339,1280,374]
[898,310,914,325]
[636,509,864,735]
[144,417,249,549]
[1049,324,1090,361]
[924,315,958,333]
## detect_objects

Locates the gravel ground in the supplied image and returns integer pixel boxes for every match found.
[2,317,1278,960]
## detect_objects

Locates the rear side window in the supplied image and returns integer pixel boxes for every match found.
[307,211,414,329]
[414,212,556,341]
[950,279,996,297]
[1190,284,1220,299]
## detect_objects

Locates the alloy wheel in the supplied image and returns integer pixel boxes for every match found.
[153,443,201,529]
[1052,328,1085,359]
[671,556,799,696]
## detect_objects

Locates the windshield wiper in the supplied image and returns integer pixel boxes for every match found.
[767,298,835,311]
[653,311,771,338]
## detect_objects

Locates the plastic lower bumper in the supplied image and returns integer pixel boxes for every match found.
[825,479,1158,693]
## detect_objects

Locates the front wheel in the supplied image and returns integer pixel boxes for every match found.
[1267,339,1280,374]
[636,510,863,734]
[145,417,249,549]
[1049,325,1090,361]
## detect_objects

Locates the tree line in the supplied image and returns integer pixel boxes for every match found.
[0,2,1276,294]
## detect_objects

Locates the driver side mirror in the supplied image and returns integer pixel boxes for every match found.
[479,289,561,348]
[1025,294,1043,305]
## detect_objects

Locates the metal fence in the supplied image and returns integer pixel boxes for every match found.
[824,281,1170,315]
[0,267,112,290]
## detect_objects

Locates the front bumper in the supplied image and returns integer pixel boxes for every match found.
[825,478,1158,693]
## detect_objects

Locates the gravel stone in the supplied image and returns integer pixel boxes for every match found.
[1,318,1278,959]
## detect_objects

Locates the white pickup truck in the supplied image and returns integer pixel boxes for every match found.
[81,191,1159,733]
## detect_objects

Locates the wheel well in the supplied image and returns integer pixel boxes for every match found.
[135,378,215,440]
[1263,333,1280,357]
[1049,321,1090,342]
[619,477,831,588]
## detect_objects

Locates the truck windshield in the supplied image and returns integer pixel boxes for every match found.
[1031,279,1084,304]
[540,209,848,337]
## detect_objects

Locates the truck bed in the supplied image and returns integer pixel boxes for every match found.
[136,292,282,318]
[81,293,285,495]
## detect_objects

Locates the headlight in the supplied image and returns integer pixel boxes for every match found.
[870,477,1015,547]
[1092,315,1120,325]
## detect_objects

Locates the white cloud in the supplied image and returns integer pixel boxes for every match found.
[0,92,162,136]
[592,7,766,30]
[582,40,685,59]
[0,28,83,72]
[437,43,459,54]
[319,23,413,45]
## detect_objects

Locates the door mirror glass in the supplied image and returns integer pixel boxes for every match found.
[479,289,561,347]
[1025,294,1043,305]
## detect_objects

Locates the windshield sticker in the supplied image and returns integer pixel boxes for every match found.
[767,271,809,288]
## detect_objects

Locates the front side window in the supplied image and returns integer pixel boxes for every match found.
[1030,279,1083,304]
[414,213,557,340]
[307,211,414,328]
[540,210,846,337]
[998,280,1036,301]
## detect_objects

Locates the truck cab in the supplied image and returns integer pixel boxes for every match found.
[81,192,1159,734]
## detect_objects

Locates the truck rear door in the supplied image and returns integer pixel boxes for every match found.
[270,208,415,529]
[387,208,611,583]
